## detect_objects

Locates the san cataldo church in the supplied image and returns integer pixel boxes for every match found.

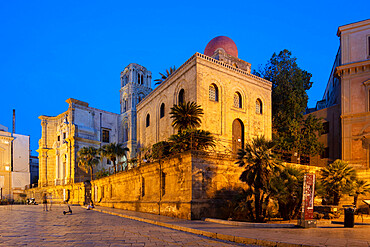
[37,36,271,189]
[30,20,370,219]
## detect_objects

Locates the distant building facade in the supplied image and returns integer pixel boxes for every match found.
[29,155,39,186]
[37,99,120,187]
[0,124,30,199]
[307,19,370,169]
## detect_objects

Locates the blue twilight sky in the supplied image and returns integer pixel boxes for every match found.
[0,1,368,155]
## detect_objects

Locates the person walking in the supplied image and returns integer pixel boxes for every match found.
[42,193,48,211]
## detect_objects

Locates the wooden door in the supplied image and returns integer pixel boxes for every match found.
[232,119,244,154]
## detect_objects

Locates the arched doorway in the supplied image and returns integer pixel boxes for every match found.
[84,181,92,205]
[232,119,244,154]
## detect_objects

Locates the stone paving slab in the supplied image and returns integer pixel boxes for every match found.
[91,205,370,247]
[0,205,247,246]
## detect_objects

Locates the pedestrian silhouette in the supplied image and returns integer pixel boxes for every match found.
[42,193,48,211]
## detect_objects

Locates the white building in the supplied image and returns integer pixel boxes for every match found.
[0,124,30,200]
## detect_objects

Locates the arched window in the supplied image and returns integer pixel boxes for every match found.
[123,99,127,112]
[137,73,140,84]
[124,122,129,142]
[141,74,144,85]
[233,92,242,108]
[138,93,144,104]
[146,114,150,127]
[256,99,262,114]
[160,103,165,118]
[178,89,185,104]
[209,84,218,102]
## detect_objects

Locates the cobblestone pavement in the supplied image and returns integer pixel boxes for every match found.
[0,205,247,246]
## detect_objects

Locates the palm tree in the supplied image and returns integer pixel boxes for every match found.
[154,66,176,85]
[77,146,100,181]
[170,102,203,132]
[236,136,280,222]
[320,159,356,205]
[168,129,215,152]
[100,143,129,174]
[270,165,304,220]
[351,179,370,207]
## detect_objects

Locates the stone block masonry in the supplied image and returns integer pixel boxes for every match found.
[28,152,247,219]
[27,152,370,219]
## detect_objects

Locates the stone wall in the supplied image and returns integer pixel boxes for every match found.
[27,153,370,219]
[28,152,246,219]
[27,182,85,205]
[91,153,193,219]
[91,152,246,219]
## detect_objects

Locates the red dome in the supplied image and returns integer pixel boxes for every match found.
[204,36,238,58]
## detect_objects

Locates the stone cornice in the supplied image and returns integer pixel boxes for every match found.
[336,60,370,77]
[39,100,118,121]
[39,109,69,121]
[196,53,272,91]
[0,135,14,141]
[341,111,370,119]
[337,19,370,36]
[195,53,272,88]
[66,98,89,107]
[137,52,272,110]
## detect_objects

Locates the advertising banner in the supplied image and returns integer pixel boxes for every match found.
[302,173,315,220]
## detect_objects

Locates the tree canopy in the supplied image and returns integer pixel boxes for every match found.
[236,136,280,222]
[254,49,323,156]
[170,101,203,132]
[100,143,129,174]
[320,159,356,205]
[77,146,100,181]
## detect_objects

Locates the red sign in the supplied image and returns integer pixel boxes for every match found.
[301,173,315,220]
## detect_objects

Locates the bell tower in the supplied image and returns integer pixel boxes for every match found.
[119,63,152,158]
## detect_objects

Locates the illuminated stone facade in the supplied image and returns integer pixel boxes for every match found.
[137,45,272,154]
[120,63,152,158]
[37,36,272,212]
[307,19,370,169]
[37,99,120,187]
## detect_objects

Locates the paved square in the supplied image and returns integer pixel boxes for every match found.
[0,205,246,246]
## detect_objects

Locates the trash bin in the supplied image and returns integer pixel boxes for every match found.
[344,207,355,227]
